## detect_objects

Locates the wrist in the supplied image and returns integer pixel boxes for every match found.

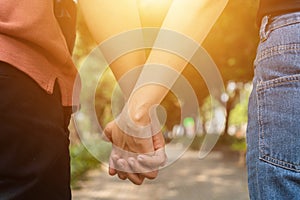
[128,100,152,126]
[128,101,162,137]
[115,101,162,138]
[116,103,152,138]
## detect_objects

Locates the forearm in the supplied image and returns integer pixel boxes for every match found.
[79,0,146,98]
[128,0,229,122]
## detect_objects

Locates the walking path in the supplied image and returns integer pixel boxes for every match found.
[72,149,249,200]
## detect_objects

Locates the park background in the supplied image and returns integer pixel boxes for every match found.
[69,0,259,199]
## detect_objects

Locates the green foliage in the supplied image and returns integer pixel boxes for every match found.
[228,83,251,125]
[231,138,247,152]
[95,69,118,127]
[229,101,248,125]
[70,139,112,187]
[200,96,223,122]
[72,8,97,65]
[226,83,251,152]
[70,144,99,187]
[70,9,119,186]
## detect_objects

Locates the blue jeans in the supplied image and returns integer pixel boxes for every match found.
[247,12,300,199]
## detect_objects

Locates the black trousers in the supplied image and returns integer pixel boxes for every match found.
[0,62,72,200]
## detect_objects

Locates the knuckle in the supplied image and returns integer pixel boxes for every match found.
[118,174,127,180]
[134,179,143,185]
[146,171,158,179]
[132,176,144,185]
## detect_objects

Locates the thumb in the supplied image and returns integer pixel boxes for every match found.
[152,131,165,150]
[103,121,114,142]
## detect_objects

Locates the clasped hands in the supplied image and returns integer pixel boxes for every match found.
[103,104,167,185]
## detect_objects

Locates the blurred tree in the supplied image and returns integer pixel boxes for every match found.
[69,2,260,180]
[73,0,260,136]
[203,0,259,82]
[72,8,97,66]
[184,0,259,104]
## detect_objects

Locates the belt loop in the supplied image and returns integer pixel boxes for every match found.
[260,15,270,42]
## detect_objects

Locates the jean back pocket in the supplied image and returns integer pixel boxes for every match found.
[257,74,300,172]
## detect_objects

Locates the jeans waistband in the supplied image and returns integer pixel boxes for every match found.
[259,11,300,42]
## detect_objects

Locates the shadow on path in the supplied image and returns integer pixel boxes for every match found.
[72,150,249,200]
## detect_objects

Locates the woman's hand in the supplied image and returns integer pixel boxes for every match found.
[103,106,166,185]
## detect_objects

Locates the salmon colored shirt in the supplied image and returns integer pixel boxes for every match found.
[0,0,79,106]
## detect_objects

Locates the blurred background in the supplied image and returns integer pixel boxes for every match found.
[70,0,259,199]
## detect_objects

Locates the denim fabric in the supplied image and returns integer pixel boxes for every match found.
[0,62,72,200]
[247,12,300,200]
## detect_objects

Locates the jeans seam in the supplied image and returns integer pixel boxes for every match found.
[255,162,261,200]
[256,81,265,155]
[260,156,300,172]
[255,43,300,65]
[256,74,300,90]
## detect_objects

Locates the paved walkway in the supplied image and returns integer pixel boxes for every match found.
[72,150,249,200]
